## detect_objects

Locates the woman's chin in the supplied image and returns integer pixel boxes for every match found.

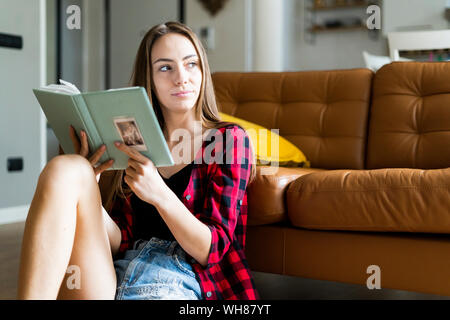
[160,96,199,113]
[165,104,195,114]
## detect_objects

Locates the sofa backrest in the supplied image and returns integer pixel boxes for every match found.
[212,69,373,169]
[367,62,450,169]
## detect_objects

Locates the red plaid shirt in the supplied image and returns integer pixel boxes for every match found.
[109,124,260,300]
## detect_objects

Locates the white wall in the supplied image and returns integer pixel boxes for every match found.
[60,0,83,89]
[383,0,448,33]
[46,0,59,163]
[0,0,47,223]
[109,0,179,89]
[82,0,105,92]
[47,0,57,86]
[253,0,283,71]
[186,0,252,72]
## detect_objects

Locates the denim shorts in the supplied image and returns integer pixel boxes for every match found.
[113,237,202,300]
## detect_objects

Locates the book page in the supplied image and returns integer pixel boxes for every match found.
[40,79,81,95]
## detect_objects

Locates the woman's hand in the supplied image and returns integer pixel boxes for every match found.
[69,125,114,182]
[114,141,169,205]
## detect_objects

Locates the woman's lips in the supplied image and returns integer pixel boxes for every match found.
[172,91,193,97]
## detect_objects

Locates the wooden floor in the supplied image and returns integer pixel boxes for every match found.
[1,221,449,300]
[0,221,24,299]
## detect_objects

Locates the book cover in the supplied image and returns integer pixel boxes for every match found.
[33,81,174,170]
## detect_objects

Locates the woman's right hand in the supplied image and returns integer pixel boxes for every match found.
[69,125,114,182]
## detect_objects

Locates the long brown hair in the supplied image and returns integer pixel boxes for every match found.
[103,21,256,211]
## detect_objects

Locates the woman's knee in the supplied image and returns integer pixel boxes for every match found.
[39,154,95,186]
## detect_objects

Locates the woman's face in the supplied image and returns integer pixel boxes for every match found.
[151,33,202,115]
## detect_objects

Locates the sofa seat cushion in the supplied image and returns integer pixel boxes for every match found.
[247,166,325,226]
[286,168,450,233]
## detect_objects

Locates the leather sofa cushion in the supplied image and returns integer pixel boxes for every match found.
[247,166,324,226]
[367,62,450,169]
[212,69,373,170]
[286,168,450,233]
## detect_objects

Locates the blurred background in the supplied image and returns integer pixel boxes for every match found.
[1,0,450,299]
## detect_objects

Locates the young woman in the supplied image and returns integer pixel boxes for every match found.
[17,21,259,300]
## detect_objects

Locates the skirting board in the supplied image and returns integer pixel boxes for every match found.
[0,205,29,225]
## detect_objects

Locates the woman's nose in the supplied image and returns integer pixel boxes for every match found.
[174,67,188,85]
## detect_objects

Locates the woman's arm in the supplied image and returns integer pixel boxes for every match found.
[157,126,252,269]
[155,192,212,267]
[114,141,211,264]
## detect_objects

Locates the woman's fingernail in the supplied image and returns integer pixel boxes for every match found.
[114,142,121,146]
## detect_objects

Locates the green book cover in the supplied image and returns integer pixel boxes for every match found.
[33,83,174,170]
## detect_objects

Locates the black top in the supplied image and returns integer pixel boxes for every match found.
[131,161,194,242]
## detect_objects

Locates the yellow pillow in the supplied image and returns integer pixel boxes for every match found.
[219,112,310,167]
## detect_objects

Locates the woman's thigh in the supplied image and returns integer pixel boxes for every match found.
[56,157,118,299]
[102,206,122,258]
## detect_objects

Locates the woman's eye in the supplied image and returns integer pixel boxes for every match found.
[187,61,198,68]
[159,65,171,72]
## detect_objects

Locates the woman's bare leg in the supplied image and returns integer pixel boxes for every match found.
[17,154,119,299]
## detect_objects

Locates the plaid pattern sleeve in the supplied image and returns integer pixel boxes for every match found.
[108,194,134,257]
[201,126,250,266]
[191,124,260,300]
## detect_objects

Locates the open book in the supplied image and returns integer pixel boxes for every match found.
[33,80,174,170]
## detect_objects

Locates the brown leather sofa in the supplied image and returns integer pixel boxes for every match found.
[211,62,450,297]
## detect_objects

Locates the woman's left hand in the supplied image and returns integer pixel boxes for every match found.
[114,141,169,205]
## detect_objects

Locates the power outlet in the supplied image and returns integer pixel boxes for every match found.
[0,32,23,49]
[7,157,23,172]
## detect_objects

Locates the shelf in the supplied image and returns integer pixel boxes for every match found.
[308,24,366,33]
[304,0,381,43]
[308,2,369,11]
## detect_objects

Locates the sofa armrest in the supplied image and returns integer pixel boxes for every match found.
[286,168,450,233]
[247,166,325,226]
